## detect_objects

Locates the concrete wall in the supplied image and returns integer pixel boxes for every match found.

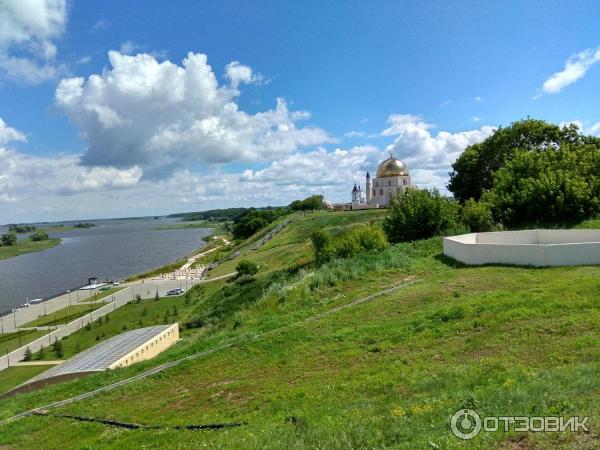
[444,230,600,267]
[110,323,179,369]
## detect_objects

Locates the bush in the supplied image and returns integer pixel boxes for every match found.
[232,208,290,240]
[290,195,324,211]
[1,232,17,246]
[311,223,388,265]
[236,259,259,276]
[461,199,495,232]
[383,188,459,242]
[52,339,63,358]
[8,224,36,233]
[29,230,49,241]
[484,145,600,226]
[23,347,32,361]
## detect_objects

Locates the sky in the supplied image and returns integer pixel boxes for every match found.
[1,0,600,223]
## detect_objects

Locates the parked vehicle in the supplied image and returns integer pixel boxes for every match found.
[166,288,184,296]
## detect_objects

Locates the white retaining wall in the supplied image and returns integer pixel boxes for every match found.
[444,229,600,267]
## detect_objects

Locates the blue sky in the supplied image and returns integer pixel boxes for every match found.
[1,0,600,222]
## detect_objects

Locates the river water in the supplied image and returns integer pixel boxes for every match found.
[0,217,211,312]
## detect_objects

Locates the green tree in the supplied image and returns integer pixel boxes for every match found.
[383,188,458,242]
[290,195,324,211]
[52,339,63,358]
[35,346,45,360]
[29,230,49,241]
[231,208,290,240]
[1,232,17,246]
[448,119,589,203]
[23,347,32,361]
[484,144,600,225]
[461,199,495,232]
[236,260,259,276]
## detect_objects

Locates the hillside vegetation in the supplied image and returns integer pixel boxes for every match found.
[0,210,598,449]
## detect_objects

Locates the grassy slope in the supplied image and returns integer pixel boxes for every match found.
[0,330,48,354]
[21,304,105,328]
[0,365,54,396]
[0,210,598,449]
[0,238,60,261]
[207,210,386,278]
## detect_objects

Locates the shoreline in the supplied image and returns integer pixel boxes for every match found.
[0,238,61,261]
[125,231,218,282]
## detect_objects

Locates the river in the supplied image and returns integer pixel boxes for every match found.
[0,217,211,312]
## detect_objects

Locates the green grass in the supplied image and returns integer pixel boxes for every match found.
[574,217,600,229]
[0,330,48,354]
[0,365,54,396]
[0,238,60,261]
[42,292,205,361]
[39,225,77,232]
[21,304,105,328]
[0,210,599,449]
[206,210,385,278]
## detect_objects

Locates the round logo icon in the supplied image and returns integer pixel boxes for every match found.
[451,409,481,440]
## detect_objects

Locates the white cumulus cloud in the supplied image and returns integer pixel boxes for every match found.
[225,61,263,88]
[542,46,600,94]
[381,114,433,136]
[0,0,67,83]
[55,51,331,179]
[382,113,495,192]
[0,117,27,144]
[240,145,381,188]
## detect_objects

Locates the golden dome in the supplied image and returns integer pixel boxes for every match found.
[376,153,409,177]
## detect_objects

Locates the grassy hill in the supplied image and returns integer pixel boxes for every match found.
[0,210,598,449]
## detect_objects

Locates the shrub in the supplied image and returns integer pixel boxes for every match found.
[232,208,290,240]
[23,347,32,361]
[311,223,388,265]
[52,339,63,358]
[485,145,600,226]
[461,199,495,232]
[290,195,324,211]
[35,347,45,360]
[1,232,17,246]
[236,259,259,276]
[383,188,459,242]
[8,224,36,233]
[29,230,49,241]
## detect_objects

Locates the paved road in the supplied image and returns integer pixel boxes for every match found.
[0,274,237,371]
[0,278,203,334]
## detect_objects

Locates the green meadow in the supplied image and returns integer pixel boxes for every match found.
[0,210,598,449]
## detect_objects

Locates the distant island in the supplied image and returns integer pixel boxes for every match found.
[0,229,60,260]
[74,222,96,228]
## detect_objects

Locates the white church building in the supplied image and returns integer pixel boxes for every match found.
[350,151,414,209]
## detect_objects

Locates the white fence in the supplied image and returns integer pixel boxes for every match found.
[444,229,600,267]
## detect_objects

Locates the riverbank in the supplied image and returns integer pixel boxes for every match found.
[0,238,61,261]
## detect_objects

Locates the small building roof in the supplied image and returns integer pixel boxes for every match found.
[28,325,173,383]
